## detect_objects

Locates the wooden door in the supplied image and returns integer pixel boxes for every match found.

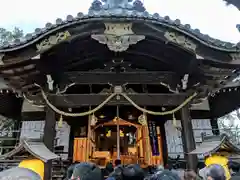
[73,137,88,162]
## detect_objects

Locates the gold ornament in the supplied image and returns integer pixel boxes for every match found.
[120,130,124,137]
[36,31,71,52]
[58,115,63,128]
[106,130,111,137]
[138,114,147,126]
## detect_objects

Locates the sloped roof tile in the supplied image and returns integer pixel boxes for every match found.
[189,134,240,155]
[0,0,239,52]
[0,139,59,162]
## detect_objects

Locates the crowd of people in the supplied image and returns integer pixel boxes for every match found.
[0,159,239,180]
[65,159,240,180]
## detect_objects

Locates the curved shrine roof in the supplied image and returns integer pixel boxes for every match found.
[0,139,59,162]
[189,134,240,155]
[0,0,239,53]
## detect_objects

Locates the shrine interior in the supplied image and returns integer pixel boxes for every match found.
[63,83,169,163]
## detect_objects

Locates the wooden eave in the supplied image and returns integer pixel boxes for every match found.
[209,84,240,118]
[0,54,239,108]
[189,134,240,155]
[0,139,59,162]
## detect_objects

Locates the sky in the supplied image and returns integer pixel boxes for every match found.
[0,0,240,43]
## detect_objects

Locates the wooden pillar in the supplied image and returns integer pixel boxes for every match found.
[43,107,56,180]
[210,118,220,135]
[180,105,198,170]
[137,127,143,157]
[86,114,91,161]
[156,126,163,165]
[68,125,74,161]
[142,123,151,165]
[209,99,220,135]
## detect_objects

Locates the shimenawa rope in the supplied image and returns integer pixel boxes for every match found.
[35,84,197,122]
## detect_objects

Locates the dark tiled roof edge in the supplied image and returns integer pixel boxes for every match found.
[223,0,240,10]
[0,10,239,53]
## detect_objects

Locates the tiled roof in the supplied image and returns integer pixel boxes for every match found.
[0,0,239,52]
[189,134,240,155]
[0,138,59,162]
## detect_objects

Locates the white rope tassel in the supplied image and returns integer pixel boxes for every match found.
[46,75,54,91]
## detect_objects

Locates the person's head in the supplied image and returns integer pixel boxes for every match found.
[115,159,122,166]
[184,170,197,180]
[67,163,77,179]
[206,164,226,180]
[108,164,144,180]
[106,162,114,173]
[71,162,102,180]
[149,169,181,180]
[0,167,41,179]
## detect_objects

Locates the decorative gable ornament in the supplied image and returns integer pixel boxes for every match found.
[164,31,197,52]
[36,31,71,52]
[91,23,145,52]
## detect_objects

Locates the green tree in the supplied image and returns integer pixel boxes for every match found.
[0,27,24,45]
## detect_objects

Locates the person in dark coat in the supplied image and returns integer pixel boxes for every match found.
[115,159,122,167]
[71,162,103,180]
[66,162,78,179]
[107,164,145,180]
[103,162,114,177]
[149,169,181,180]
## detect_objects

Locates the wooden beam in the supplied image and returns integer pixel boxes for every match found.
[63,71,178,85]
[47,93,187,107]
[43,107,56,180]
[202,70,233,78]
[180,104,198,170]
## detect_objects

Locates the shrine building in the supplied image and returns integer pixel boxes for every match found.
[0,0,240,179]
